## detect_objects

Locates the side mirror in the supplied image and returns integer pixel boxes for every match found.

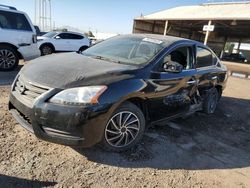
[163,61,183,73]
[55,36,61,39]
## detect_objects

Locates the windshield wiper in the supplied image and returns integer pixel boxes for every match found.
[91,55,122,64]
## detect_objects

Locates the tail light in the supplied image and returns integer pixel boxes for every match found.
[32,34,37,43]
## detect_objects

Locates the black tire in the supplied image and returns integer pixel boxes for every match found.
[101,102,145,152]
[202,88,219,114]
[40,44,54,56]
[78,46,88,53]
[0,45,19,71]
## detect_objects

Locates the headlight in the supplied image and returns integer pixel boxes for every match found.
[49,86,107,105]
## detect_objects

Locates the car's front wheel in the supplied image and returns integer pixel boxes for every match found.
[101,102,145,152]
[40,44,54,56]
[0,45,19,71]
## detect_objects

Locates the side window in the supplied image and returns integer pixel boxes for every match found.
[0,10,32,31]
[196,47,213,68]
[70,34,84,39]
[58,33,84,40]
[161,46,193,71]
[58,33,70,39]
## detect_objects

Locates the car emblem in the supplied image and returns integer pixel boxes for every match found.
[19,84,26,94]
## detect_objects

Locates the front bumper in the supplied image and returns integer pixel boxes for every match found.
[9,89,111,147]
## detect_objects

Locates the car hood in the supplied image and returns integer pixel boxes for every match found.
[37,36,50,40]
[20,53,137,88]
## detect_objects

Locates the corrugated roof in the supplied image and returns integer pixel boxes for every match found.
[135,2,250,21]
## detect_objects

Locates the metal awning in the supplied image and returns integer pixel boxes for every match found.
[135,2,250,21]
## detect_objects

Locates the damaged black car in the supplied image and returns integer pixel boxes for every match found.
[9,34,227,151]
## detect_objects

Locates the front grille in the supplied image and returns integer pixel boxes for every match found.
[13,108,34,133]
[14,76,49,102]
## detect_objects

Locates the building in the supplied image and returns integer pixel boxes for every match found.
[133,2,250,57]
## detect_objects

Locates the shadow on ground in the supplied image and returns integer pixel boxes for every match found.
[0,174,57,188]
[0,65,22,86]
[74,96,250,170]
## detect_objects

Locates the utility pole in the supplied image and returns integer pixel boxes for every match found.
[34,0,52,31]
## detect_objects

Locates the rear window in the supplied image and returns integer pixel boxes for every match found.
[70,34,84,39]
[196,47,213,68]
[58,33,84,39]
[0,10,32,31]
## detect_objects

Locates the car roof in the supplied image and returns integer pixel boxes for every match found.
[118,34,205,48]
[53,31,84,36]
[0,6,25,15]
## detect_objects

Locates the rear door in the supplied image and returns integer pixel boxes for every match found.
[195,46,219,94]
[67,33,86,51]
[0,10,34,46]
[148,43,197,122]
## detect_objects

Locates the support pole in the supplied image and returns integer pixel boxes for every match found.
[49,0,52,31]
[132,20,136,33]
[38,0,41,28]
[34,0,37,25]
[220,36,228,59]
[164,20,168,36]
[204,20,211,45]
[237,38,242,53]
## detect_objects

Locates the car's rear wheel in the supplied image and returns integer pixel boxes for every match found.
[203,88,219,114]
[0,46,19,71]
[78,46,88,53]
[101,102,145,152]
[40,44,53,56]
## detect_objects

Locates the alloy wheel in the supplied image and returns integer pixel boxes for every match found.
[42,46,52,55]
[105,111,140,148]
[0,49,16,69]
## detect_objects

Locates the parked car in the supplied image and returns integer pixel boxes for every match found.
[221,53,248,63]
[34,25,47,36]
[9,34,227,151]
[0,5,40,71]
[37,31,90,55]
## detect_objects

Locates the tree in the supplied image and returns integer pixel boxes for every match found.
[84,31,95,37]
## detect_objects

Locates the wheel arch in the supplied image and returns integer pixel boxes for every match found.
[39,42,55,51]
[0,42,23,59]
[109,96,150,126]
[78,45,89,52]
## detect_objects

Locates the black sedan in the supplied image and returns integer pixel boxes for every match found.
[221,53,248,63]
[9,34,227,151]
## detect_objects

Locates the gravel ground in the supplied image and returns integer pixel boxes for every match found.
[0,76,250,188]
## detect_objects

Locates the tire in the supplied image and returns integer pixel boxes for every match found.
[78,46,88,53]
[40,44,53,56]
[202,88,219,114]
[101,102,145,152]
[0,45,19,71]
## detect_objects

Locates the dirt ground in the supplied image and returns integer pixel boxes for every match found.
[0,76,250,188]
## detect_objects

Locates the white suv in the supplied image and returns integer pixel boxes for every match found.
[0,5,40,71]
[37,31,90,55]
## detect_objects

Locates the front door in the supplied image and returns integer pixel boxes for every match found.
[53,33,73,51]
[148,44,198,122]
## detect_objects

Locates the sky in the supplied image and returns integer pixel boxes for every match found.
[0,0,241,34]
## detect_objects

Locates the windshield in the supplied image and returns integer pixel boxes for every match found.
[43,32,58,38]
[82,36,165,65]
